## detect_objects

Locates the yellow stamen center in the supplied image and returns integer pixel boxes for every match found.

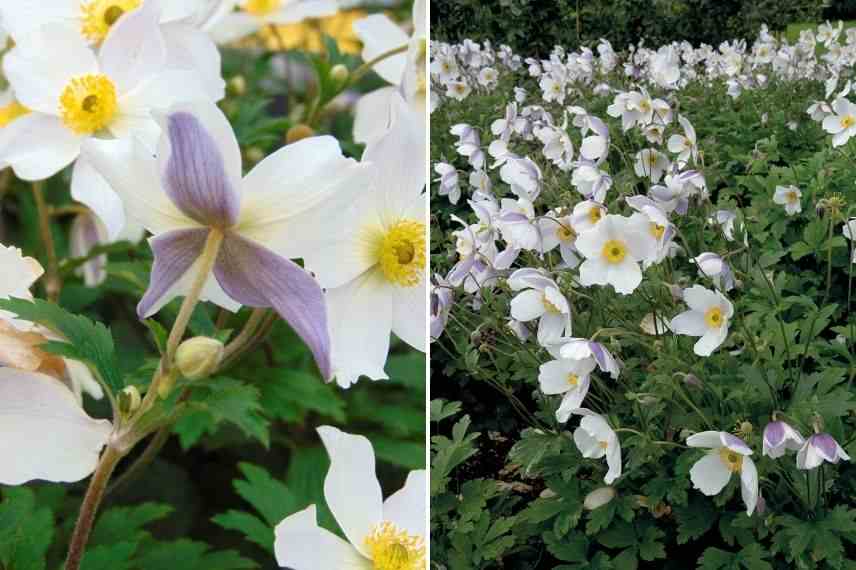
[80,0,141,43]
[786,191,799,203]
[601,239,627,264]
[588,207,602,224]
[542,293,561,314]
[0,100,30,128]
[704,306,723,328]
[599,441,609,450]
[650,223,666,240]
[376,220,426,287]
[567,373,579,387]
[639,100,651,113]
[557,225,576,242]
[455,84,465,94]
[59,74,118,135]
[364,522,425,570]
[719,448,743,473]
[841,115,855,129]
[242,0,281,16]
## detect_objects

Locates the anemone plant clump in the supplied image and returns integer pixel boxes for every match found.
[430,26,856,568]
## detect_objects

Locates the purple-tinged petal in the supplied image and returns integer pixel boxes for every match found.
[138,228,211,318]
[215,233,331,379]
[811,433,840,462]
[722,433,752,455]
[162,111,240,228]
[763,421,785,448]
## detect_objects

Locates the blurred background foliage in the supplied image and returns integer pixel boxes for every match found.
[428,0,856,56]
[0,6,425,570]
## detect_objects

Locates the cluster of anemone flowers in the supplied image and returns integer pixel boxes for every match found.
[0,0,427,568]
[430,29,853,520]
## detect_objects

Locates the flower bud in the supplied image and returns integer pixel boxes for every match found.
[118,385,141,415]
[228,75,247,96]
[330,64,349,85]
[175,336,224,380]
[286,124,315,144]
[584,486,616,510]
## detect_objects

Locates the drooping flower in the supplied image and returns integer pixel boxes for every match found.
[669,285,733,357]
[508,268,571,346]
[796,433,851,470]
[572,409,622,484]
[773,185,802,216]
[692,252,736,292]
[84,101,371,379]
[0,3,214,239]
[538,356,596,422]
[0,368,112,485]
[274,426,426,570]
[557,337,621,379]
[575,214,657,295]
[762,420,805,459]
[301,94,426,388]
[687,431,758,515]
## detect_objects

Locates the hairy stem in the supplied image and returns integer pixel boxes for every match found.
[32,182,61,302]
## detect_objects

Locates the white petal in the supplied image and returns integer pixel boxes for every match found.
[0,369,112,485]
[740,458,759,515]
[353,14,409,85]
[604,437,622,484]
[694,326,727,356]
[689,453,731,496]
[538,360,573,395]
[0,113,82,181]
[81,136,196,234]
[327,270,393,388]
[0,2,78,42]
[353,86,399,144]
[71,158,127,241]
[391,280,427,353]
[317,426,384,557]
[510,289,546,322]
[683,285,720,312]
[274,505,370,570]
[574,425,605,459]
[161,22,226,101]
[99,0,167,95]
[686,431,724,449]
[606,260,642,295]
[382,470,427,539]
[3,24,98,114]
[207,12,261,44]
[269,0,338,24]
[578,258,608,287]
[670,310,707,337]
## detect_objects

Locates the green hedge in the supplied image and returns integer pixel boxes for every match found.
[430,0,824,56]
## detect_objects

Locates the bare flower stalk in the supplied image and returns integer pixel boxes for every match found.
[32,182,62,301]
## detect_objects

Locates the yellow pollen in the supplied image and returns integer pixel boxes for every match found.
[242,0,281,16]
[80,0,141,43]
[364,522,425,570]
[588,207,602,224]
[557,225,576,242]
[601,239,627,264]
[376,220,426,287]
[704,306,723,328]
[542,293,561,314]
[640,100,651,113]
[59,74,118,135]
[841,115,855,129]
[718,448,743,473]
[0,100,30,128]
[650,223,666,240]
[599,441,609,450]
[567,373,579,387]
[786,191,799,203]
[455,84,465,93]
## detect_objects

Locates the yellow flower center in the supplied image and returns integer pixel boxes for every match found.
[80,0,141,43]
[542,293,561,314]
[567,373,579,387]
[650,223,666,240]
[639,100,651,113]
[704,306,723,328]
[376,220,426,287]
[455,84,465,94]
[588,207,602,224]
[557,225,576,242]
[242,0,281,16]
[59,74,118,135]
[786,191,799,203]
[364,522,425,570]
[841,115,855,129]
[718,448,743,473]
[601,239,627,264]
[0,100,30,128]
[648,153,659,167]
[599,440,609,450]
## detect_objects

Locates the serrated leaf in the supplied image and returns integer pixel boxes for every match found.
[89,503,173,546]
[134,540,257,570]
[212,510,273,552]
[0,487,54,570]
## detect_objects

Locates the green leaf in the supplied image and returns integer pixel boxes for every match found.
[89,503,173,546]
[80,543,138,570]
[233,463,300,526]
[135,540,257,570]
[260,370,345,423]
[211,510,273,552]
[0,297,123,394]
[0,488,53,570]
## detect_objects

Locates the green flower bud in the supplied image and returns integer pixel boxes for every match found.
[175,337,225,380]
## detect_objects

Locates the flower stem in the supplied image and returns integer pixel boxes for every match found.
[32,182,62,302]
[348,44,409,86]
[64,445,125,570]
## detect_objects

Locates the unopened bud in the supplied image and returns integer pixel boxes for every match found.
[286,124,315,144]
[119,385,141,415]
[228,75,247,96]
[584,487,616,510]
[175,336,224,380]
[330,64,349,85]
[245,146,265,164]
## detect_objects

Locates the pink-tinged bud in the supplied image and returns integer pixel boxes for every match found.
[70,213,109,287]
[796,433,851,470]
[762,420,804,459]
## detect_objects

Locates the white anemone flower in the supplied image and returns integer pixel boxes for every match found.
[575,214,657,295]
[274,426,426,569]
[687,431,758,515]
[773,185,802,216]
[762,420,804,459]
[537,209,581,268]
[667,115,698,165]
[796,433,851,470]
[844,218,856,264]
[634,148,670,183]
[508,268,571,346]
[446,80,472,101]
[538,356,596,422]
[433,162,460,204]
[822,98,856,147]
[569,199,606,234]
[669,285,733,357]
[0,4,213,239]
[572,409,622,484]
